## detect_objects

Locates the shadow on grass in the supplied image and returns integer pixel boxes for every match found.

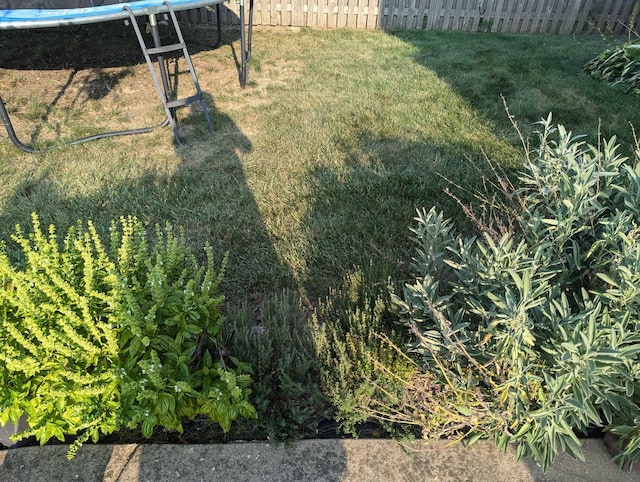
[298,123,504,298]
[0,78,330,449]
[302,155,452,295]
[0,97,292,297]
[387,30,640,147]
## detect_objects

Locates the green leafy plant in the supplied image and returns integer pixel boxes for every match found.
[0,216,121,456]
[0,214,256,458]
[311,260,417,437]
[584,5,640,94]
[584,41,640,94]
[393,116,640,471]
[228,290,328,441]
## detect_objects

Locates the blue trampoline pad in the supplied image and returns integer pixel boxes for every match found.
[0,0,225,29]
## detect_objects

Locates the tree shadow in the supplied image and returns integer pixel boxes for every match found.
[298,124,500,297]
[386,30,640,145]
[292,30,640,299]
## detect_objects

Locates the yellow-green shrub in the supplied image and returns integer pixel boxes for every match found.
[0,215,255,458]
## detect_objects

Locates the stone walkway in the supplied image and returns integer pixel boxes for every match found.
[1,438,639,481]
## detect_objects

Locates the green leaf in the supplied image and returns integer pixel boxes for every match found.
[186,323,202,334]
[522,328,536,347]
[609,425,634,437]
[596,273,618,287]
[465,432,484,447]
[508,269,523,290]
[623,44,640,59]
[238,401,257,419]
[141,419,155,438]
[621,346,640,357]
[187,311,202,322]
[157,393,176,415]
[593,354,622,364]
[455,405,471,416]
[565,398,584,410]
[513,422,531,439]
[496,434,510,453]
[52,424,65,442]
[562,434,585,461]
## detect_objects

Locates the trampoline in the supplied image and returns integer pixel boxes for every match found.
[0,0,254,152]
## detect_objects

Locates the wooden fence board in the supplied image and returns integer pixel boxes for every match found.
[360,0,370,28]
[296,0,306,26]
[492,0,506,32]
[612,0,635,34]
[597,0,615,31]
[178,0,640,35]
[338,0,346,27]
[604,0,623,33]
[259,0,271,25]
[574,0,591,33]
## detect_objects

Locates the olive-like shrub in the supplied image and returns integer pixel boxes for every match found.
[394,116,640,471]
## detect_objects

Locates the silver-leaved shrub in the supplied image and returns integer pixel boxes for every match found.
[394,116,640,471]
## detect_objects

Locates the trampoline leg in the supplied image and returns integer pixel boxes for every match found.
[212,4,222,49]
[149,13,174,103]
[1,95,156,153]
[239,0,254,88]
[0,96,36,153]
[247,0,254,63]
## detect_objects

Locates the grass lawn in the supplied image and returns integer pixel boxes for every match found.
[1,25,638,303]
[1,23,640,441]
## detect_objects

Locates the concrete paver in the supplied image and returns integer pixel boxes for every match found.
[1,438,639,481]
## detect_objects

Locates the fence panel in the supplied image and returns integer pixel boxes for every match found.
[595,0,637,34]
[178,0,640,34]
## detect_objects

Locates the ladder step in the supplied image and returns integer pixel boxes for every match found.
[146,42,186,56]
[124,1,215,140]
[166,94,203,109]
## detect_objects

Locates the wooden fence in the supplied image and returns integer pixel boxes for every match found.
[180,0,640,33]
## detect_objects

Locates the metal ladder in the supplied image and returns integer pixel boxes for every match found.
[124,1,214,144]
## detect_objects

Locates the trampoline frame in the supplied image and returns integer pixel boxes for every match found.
[0,1,220,29]
[0,0,254,152]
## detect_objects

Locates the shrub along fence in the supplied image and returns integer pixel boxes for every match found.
[181,0,640,33]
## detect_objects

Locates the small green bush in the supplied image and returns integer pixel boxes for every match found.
[584,7,640,98]
[584,7,640,94]
[227,290,328,441]
[311,260,417,437]
[584,41,640,94]
[0,214,256,458]
[394,117,640,471]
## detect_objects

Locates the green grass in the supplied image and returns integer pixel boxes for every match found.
[1,26,638,300]
[1,24,640,442]
[391,30,639,143]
